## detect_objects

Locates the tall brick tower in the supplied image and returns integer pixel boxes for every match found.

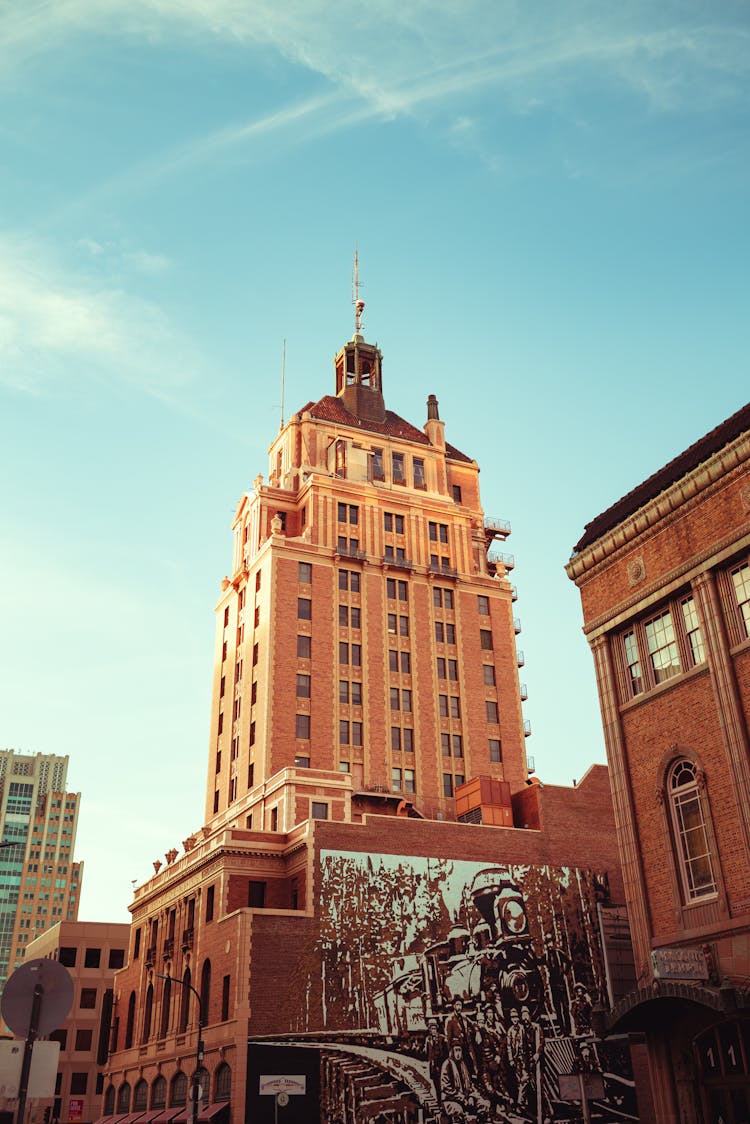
[207,301,530,830]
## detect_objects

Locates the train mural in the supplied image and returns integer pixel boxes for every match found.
[256,851,639,1123]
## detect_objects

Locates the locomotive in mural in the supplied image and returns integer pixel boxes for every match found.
[374,868,545,1038]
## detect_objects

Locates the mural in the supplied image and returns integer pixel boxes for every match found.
[254,852,639,1124]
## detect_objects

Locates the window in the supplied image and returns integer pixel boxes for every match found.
[480,629,493,650]
[404,768,416,793]
[339,761,350,773]
[645,611,680,683]
[437,658,446,679]
[483,665,496,686]
[351,682,362,705]
[295,714,310,739]
[668,759,717,901]
[403,728,414,753]
[70,1073,88,1096]
[352,644,362,667]
[434,587,454,608]
[294,755,310,768]
[248,881,266,907]
[429,522,449,543]
[75,1029,93,1052]
[681,597,705,664]
[389,650,399,672]
[371,448,385,481]
[478,595,490,615]
[445,623,455,644]
[108,948,125,970]
[350,607,361,629]
[270,808,278,831]
[60,946,77,967]
[384,512,405,534]
[339,569,361,592]
[452,734,463,757]
[391,727,401,751]
[452,484,462,503]
[206,885,215,923]
[297,597,311,620]
[400,651,411,674]
[221,976,230,1022]
[387,578,407,601]
[449,696,460,718]
[401,688,412,712]
[171,1072,187,1107]
[448,660,457,681]
[618,591,705,700]
[489,738,502,762]
[384,545,406,563]
[441,733,451,756]
[311,802,328,820]
[340,720,350,745]
[443,773,454,797]
[391,688,400,711]
[338,503,358,525]
[392,452,405,484]
[298,561,312,583]
[200,960,211,1022]
[413,458,425,488]
[84,948,101,968]
[80,988,97,1009]
[340,680,350,704]
[435,621,444,643]
[392,768,402,792]
[486,701,499,723]
[731,562,750,637]
[297,635,311,659]
[352,721,362,746]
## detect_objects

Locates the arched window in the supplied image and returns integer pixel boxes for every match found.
[133,1079,148,1111]
[116,1083,131,1113]
[200,960,211,1025]
[159,975,171,1039]
[142,983,154,1044]
[179,967,191,1032]
[170,1072,187,1107]
[125,991,136,1049]
[151,1076,167,1109]
[669,759,717,901]
[104,1086,115,1115]
[215,1063,231,1102]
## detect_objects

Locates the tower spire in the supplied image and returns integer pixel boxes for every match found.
[352,248,365,337]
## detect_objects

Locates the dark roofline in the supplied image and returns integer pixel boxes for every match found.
[572,400,750,555]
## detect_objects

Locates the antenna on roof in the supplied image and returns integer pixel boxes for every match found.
[352,248,365,336]
[280,339,286,430]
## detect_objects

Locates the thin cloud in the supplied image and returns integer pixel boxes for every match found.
[0,233,195,398]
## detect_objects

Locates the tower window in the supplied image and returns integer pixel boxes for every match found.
[413,459,425,489]
[297,635,311,658]
[392,453,405,484]
[478,596,490,616]
[296,674,311,698]
[489,738,502,762]
[731,561,750,639]
[297,598,311,620]
[452,485,462,503]
[295,714,310,739]
[486,701,499,723]
[311,802,328,821]
[298,561,312,583]
[371,448,385,482]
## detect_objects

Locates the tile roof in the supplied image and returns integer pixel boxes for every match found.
[296,395,473,462]
[572,400,750,555]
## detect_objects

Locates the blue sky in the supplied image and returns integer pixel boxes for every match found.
[1,2,748,922]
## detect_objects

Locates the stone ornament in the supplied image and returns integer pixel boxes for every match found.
[627,557,646,586]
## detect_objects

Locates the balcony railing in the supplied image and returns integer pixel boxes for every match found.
[516,649,525,667]
[514,618,522,634]
[488,551,515,571]
[527,755,536,774]
[162,937,174,959]
[429,563,458,579]
[484,515,511,536]
[383,555,414,573]
[523,720,532,738]
[519,682,528,701]
[181,928,194,951]
[337,545,366,561]
[145,946,156,967]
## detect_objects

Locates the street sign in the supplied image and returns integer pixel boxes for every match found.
[1,960,73,1038]
[259,1076,306,1096]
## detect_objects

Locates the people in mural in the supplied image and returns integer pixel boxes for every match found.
[440,1043,492,1121]
[282,853,641,1123]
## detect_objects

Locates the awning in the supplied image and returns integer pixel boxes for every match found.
[171,1104,229,1124]
[136,1111,166,1123]
[148,1110,185,1124]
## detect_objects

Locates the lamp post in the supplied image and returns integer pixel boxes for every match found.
[155,973,204,1124]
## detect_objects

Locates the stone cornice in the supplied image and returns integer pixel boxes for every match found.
[566,432,750,585]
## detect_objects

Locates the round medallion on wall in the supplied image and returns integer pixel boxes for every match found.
[627,557,646,587]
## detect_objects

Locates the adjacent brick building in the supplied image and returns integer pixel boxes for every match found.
[25,921,129,1124]
[103,309,648,1124]
[566,402,750,1122]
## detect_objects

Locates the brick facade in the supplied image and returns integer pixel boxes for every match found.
[567,401,750,1123]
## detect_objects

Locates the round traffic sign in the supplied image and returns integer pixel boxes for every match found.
[1,958,74,1037]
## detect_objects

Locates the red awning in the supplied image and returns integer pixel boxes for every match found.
[148,1111,185,1124]
[171,1105,228,1124]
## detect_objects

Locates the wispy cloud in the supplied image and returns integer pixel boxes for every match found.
[0,232,194,398]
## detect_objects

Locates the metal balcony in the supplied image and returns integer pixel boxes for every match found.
[519,682,528,701]
[484,516,512,545]
[527,755,536,774]
[523,720,532,738]
[516,649,525,667]
[511,585,518,602]
[488,551,515,572]
[514,617,522,634]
